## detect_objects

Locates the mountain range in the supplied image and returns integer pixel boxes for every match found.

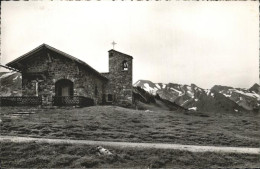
[0,72,22,96]
[134,80,260,113]
[1,72,259,112]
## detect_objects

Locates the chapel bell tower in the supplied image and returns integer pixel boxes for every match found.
[106,49,133,104]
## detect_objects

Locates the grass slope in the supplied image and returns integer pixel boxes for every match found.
[1,106,259,147]
[1,142,259,168]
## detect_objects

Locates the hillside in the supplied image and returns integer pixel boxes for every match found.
[211,85,260,111]
[1,106,259,147]
[0,72,22,96]
[134,80,260,113]
[133,86,186,111]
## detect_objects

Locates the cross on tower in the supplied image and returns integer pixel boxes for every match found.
[112,41,117,49]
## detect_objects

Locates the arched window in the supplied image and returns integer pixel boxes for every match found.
[122,60,128,71]
[107,94,113,102]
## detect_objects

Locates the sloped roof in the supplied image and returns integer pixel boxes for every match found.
[6,44,108,80]
[108,49,133,59]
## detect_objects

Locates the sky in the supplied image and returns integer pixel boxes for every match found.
[1,1,259,89]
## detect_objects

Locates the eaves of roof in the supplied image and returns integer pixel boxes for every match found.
[6,44,108,81]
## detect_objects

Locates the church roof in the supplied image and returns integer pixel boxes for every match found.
[108,49,133,59]
[6,44,108,80]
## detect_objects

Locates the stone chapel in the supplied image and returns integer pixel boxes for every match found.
[5,44,133,106]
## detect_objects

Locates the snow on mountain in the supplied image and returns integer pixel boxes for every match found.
[0,72,16,79]
[134,80,259,112]
[134,80,204,106]
[212,85,260,111]
[249,83,260,94]
[143,83,158,95]
[0,72,22,96]
[134,80,159,95]
[155,84,161,89]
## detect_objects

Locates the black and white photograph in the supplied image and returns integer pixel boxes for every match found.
[0,0,259,168]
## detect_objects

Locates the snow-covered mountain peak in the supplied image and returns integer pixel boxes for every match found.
[134,80,260,112]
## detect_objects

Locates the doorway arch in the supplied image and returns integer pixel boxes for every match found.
[55,79,74,96]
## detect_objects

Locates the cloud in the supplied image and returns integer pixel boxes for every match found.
[1,1,258,88]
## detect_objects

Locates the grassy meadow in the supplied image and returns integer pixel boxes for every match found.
[1,105,259,147]
[1,141,259,168]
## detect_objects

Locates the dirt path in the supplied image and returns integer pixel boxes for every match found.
[1,135,259,154]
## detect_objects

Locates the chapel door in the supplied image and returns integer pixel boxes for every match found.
[61,86,69,96]
[55,79,73,97]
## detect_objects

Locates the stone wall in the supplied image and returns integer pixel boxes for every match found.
[21,49,106,105]
[102,50,133,105]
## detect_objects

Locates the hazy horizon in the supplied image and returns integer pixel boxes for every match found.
[1,1,259,89]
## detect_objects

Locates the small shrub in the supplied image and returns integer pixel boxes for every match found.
[199,114,209,117]
[20,156,50,168]
[147,156,166,168]
[119,100,132,108]
[100,154,120,164]
[50,154,80,167]
[131,118,140,123]
[73,156,100,168]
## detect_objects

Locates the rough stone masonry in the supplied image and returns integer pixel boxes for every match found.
[6,44,133,106]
